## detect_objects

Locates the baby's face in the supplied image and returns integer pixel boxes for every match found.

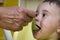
[32,2,60,40]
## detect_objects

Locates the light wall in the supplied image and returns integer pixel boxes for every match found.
[20,0,43,11]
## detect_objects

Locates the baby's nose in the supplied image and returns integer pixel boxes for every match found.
[35,17,38,22]
[35,16,42,27]
[35,14,42,22]
[34,17,42,28]
[35,17,41,22]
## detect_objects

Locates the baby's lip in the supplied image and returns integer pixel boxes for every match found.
[36,24,41,30]
[32,24,41,38]
[32,24,41,32]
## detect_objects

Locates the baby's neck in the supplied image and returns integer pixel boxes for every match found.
[37,32,58,40]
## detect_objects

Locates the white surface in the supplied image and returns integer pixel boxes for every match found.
[18,0,20,7]
[3,29,12,40]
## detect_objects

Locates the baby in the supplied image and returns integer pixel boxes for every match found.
[32,0,60,40]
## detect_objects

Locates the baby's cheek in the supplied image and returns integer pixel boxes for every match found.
[42,17,52,28]
[42,20,52,32]
[38,19,54,39]
[42,18,57,33]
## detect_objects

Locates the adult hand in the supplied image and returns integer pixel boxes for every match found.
[0,7,36,31]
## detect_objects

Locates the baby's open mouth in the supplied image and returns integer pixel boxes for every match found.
[32,19,41,37]
[36,24,41,30]
[32,24,41,36]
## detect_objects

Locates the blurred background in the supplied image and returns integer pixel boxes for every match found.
[0,0,43,40]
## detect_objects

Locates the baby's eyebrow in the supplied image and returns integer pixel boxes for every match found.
[42,10,48,12]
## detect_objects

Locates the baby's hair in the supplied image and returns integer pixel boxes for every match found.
[43,0,60,7]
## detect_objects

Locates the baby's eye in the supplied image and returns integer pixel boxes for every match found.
[36,10,39,16]
[42,13,46,17]
[36,13,38,16]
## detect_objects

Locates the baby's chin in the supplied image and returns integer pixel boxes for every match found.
[32,30,47,40]
[32,28,41,39]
